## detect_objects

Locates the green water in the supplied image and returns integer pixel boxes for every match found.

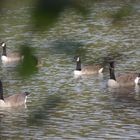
[0,0,140,139]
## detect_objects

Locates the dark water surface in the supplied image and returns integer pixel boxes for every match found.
[0,0,140,139]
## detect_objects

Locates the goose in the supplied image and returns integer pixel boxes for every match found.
[0,42,23,65]
[107,61,140,88]
[0,80,30,107]
[0,42,42,68]
[74,56,103,76]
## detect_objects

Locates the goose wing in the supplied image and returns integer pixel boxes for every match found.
[116,73,137,87]
[7,52,22,62]
[82,65,103,74]
[4,93,28,107]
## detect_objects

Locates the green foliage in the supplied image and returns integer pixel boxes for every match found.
[28,94,62,125]
[112,5,133,23]
[17,44,38,78]
[32,0,90,30]
[0,0,135,77]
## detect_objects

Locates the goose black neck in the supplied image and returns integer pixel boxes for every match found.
[2,46,7,56]
[109,67,116,81]
[76,60,81,71]
[0,80,4,100]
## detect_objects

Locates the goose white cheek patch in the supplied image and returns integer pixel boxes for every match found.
[1,43,6,47]
[77,57,80,62]
[135,77,140,85]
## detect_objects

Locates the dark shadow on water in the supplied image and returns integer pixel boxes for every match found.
[50,39,86,55]
[27,94,64,126]
[32,0,90,31]
[108,86,140,105]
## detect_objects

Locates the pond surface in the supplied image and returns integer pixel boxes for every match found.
[0,0,140,139]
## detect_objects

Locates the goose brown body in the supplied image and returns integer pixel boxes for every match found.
[0,93,29,107]
[0,80,30,108]
[115,73,138,87]
[81,65,103,75]
[107,62,139,88]
[74,57,103,76]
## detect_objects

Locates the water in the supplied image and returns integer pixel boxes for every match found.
[0,0,140,139]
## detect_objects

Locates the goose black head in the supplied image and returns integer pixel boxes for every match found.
[109,61,115,69]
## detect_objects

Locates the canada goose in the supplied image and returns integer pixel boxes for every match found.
[0,80,30,107]
[0,42,41,68]
[107,61,140,88]
[74,56,103,76]
[0,42,23,65]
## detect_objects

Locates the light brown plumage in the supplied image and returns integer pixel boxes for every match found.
[2,93,28,107]
[116,73,138,87]
[0,80,30,108]
[81,65,103,75]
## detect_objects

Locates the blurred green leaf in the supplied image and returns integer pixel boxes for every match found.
[28,94,62,125]
[17,44,38,78]
[0,0,4,13]
[32,0,90,30]
[32,0,67,29]
[69,0,91,15]
[112,5,133,23]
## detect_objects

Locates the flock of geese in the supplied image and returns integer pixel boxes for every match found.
[0,42,140,108]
